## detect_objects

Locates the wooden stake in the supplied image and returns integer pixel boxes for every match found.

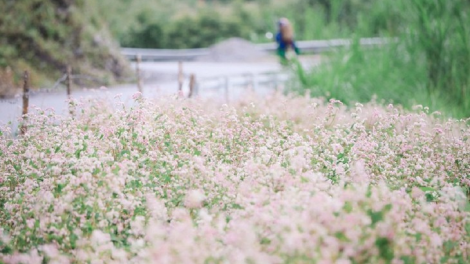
[20,71,29,135]
[188,74,196,98]
[66,65,72,100]
[178,61,183,92]
[66,65,74,116]
[136,54,143,93]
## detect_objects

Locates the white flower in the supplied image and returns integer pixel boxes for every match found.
[40,244,59,258]
[146,194,167,221]
[91,230,111,245]
[184,189,205,209]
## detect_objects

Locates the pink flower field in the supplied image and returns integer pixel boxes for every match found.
[1,93,469,264]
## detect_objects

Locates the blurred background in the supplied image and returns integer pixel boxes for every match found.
[1,0,469,118]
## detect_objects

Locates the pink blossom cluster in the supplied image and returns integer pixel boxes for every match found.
[0,92,469,263]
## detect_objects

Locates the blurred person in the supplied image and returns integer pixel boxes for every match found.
[276,18,300,64]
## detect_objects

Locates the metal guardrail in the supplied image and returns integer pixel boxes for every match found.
[191,70,292,102]
[121,47,210,61]
[121,37,393,61]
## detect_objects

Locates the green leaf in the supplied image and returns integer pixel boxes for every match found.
[419,186,435,192]
[54,145,61,153]
[375,237,394,261]
[231,203,243,210]
[383,203,393,212]
[1,245,12,254]
[444,240,457,252]
[366,184,372,198]
[55,183,66,195]
[425,193,435,202]
[335,231,350,242]
[369,209,384,227]
[401,256,414,264]
[75,149,82,159]
[343,201,353,213]
[414,232,422,242]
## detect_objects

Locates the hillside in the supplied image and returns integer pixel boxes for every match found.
[0,0,131,97]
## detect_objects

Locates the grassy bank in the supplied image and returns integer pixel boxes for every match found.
[0,0,131,97]
[291,0,470,118]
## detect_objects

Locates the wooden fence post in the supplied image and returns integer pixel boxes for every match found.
[66,65,72,99]
[20,71,29,135]
[188,74,195,98]
[136,54,143,93]
[66,65,74,115]
[178,61,183,93]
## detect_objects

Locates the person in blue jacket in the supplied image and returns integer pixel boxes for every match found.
[276,18,300,63]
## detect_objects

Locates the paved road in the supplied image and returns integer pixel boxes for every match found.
[0,55,321,133]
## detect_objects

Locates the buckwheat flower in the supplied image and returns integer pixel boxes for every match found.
[111,248,128,261]
[184,189,205,209]
[178,90,184,98]
[27,249,42,264]
[172,208,191,222]
[430,233,443,248]
[91,230,111,245]
[146,194,168,221]
[131,238,146,251]
[1,230,11,244]
[350,159,370,183]
[41,191,54,203]
[198,208,213,223]
[290,154,307,171]
[98,220,108,229]
[336,258,352,264]
[131,216,146,235]
[26,218,35,229]
[40,244,59,259]
[132,92,142,100]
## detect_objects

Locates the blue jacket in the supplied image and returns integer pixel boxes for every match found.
[276,32,298,51]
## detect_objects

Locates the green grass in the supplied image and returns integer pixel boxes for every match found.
[290,0,470,118]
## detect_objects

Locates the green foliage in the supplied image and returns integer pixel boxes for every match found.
[123,23,165,49]
[291,0,470,118]
[91,0,405,48]
[291,41,431,111]
[118,3,266,48]
[400,0,470,113]
[0,0,130,92]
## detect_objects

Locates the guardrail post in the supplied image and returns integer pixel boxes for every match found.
[224,76,229,103]
[178,61,183,93]
[136,54,143,93]
[269,72,280,91]
[252,73,258,91]
[188,74,196,98]
[194,79,199,97]
[20,71,29,135]
[245,73,254,92]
